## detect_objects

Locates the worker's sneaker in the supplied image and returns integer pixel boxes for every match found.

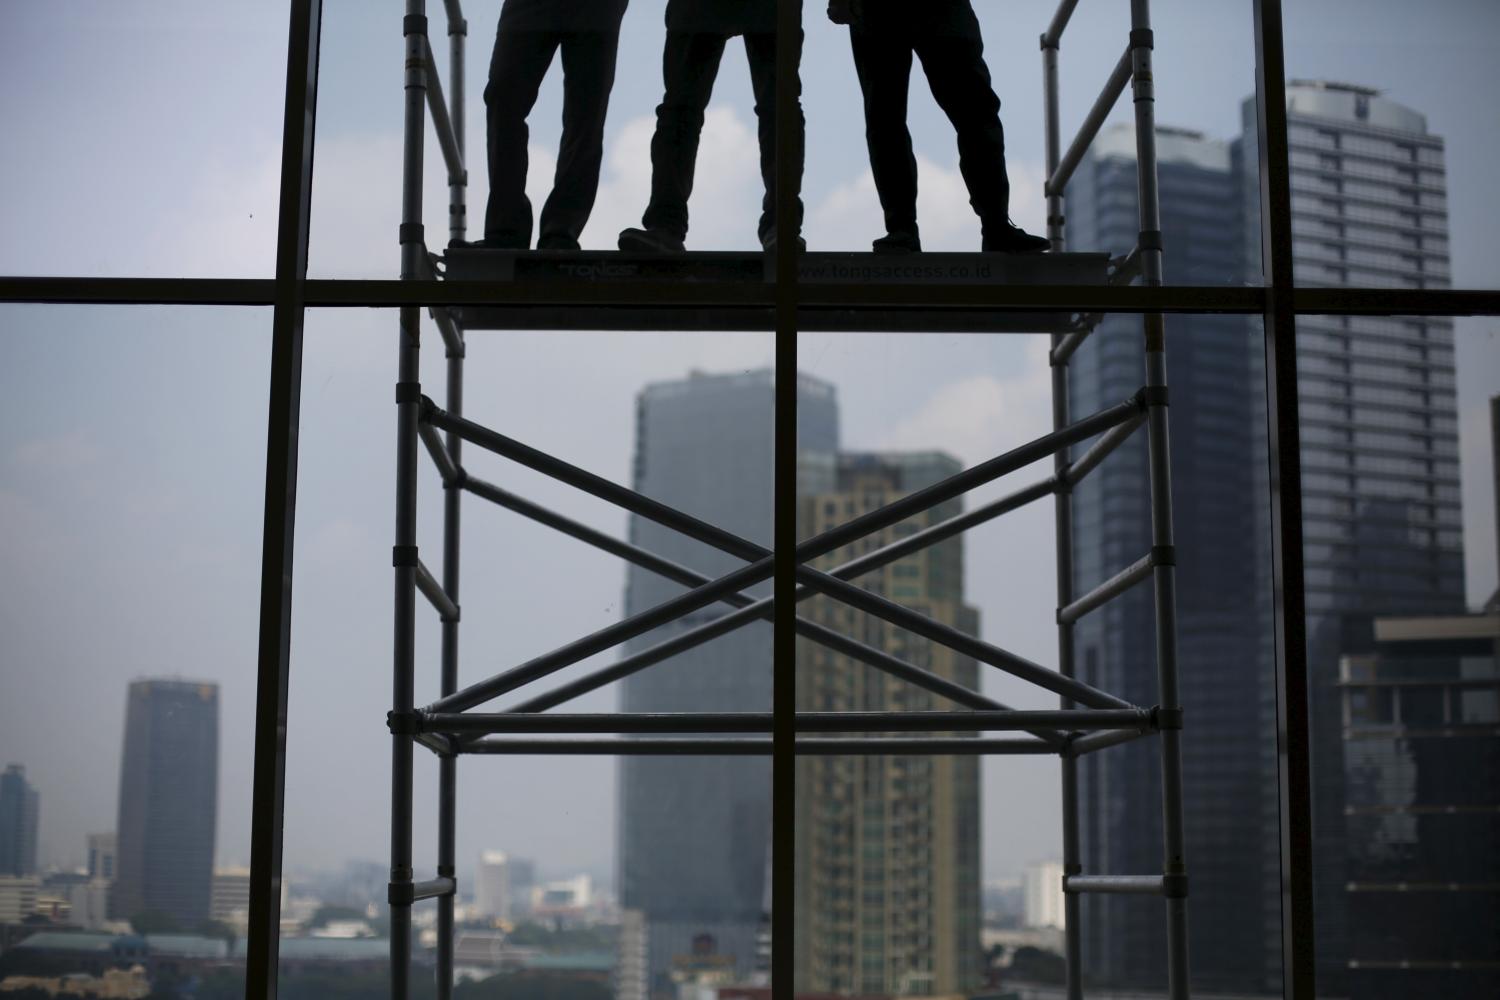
[618,227,685,253]
[537,234,580,251]
[872,231,921,254]
[982,222,1050,254]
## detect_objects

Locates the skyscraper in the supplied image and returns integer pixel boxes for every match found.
[794,452,982,996]
[0,764,39,877]
[473,850,511,921]
[1066,124,1278,993]
[113,679,219,927]
[1242,81,1466,994]
[618,369,839,989]
[87,833,116,882]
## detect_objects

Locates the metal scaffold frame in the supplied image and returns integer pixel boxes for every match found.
[30,0,1500,995]
[389,2,1188,998]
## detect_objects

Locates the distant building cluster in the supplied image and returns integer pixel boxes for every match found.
[1,65,1498,1000]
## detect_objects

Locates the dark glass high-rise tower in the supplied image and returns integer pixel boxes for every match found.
[1241,81,1466,996]
[0,764,39,877]
[1066,124,1279,993]
[617,369,839,990]
[112,679,219,927]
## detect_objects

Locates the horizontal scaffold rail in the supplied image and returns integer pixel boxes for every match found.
[388,877,456,905]
[416,391,1149,717]
[424,728,1161,759]
[1065,874,1187,898]
[407,709,1156,735]
[7,277,1498,318]
[457,737,1070,756]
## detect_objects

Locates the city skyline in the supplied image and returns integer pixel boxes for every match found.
[2,13,1499,987]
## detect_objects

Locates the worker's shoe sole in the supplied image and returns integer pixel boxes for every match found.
[872,232,921,254]
[618,227,686,253]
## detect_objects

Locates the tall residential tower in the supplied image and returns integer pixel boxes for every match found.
[795,452,982,996]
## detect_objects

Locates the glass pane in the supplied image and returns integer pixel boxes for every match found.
[802,0,1260,285]
[796,320,1282,996]
[0,305,268,992]
[0,4,290,277]
[1269,2,1500,289]
[1296,316,1500,999]
[281,309,774,996]
[311,1,789,276]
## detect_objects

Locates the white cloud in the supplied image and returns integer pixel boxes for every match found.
[580,108,766,250]
[878,338,1054,466]
[149,146,283,278]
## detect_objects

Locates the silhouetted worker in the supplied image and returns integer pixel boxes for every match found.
[481,0,628,250]
[828,0,1049,254]
[618,0,804,252]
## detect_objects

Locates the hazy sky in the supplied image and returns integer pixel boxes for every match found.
[2,0,1498,893]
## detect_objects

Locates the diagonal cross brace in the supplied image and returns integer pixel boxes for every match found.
[465,473,1069,745]
[493,416,1143,718]
[795,567,1132,710]
[423,391,1147,714]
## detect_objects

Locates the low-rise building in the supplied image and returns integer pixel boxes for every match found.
[0,877,39,924]
[1338,611,1500,999]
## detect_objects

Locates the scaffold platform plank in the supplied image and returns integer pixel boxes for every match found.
[442,247,1111,332]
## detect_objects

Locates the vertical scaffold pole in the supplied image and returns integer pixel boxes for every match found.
[770,3,802,999]
[447,2,467,244]
[1053,345,1084,1000]
[1041,32,1063,251]
[393,4,428,1000]
[248,2,322,996]
[1042,12,1082,999]
[1129,0,1189,997]
[436,6,466,999]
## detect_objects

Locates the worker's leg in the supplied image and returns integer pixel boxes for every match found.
[638,32,729,243]
[913,6,1012,237]
[849,25,919,244]
[483,26,563,247]
[743,30,804,245]
[537,29,622,249]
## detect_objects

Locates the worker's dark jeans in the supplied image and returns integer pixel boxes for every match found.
[484,27,619,246]
[640,31,804,244]
[849,8,1010,240]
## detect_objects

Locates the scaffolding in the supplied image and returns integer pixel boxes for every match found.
[389,2,1187,999]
